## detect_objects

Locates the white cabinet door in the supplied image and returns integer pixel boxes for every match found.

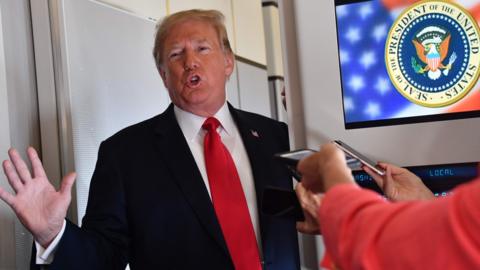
[232,0,266,65]
[97,0,167,20]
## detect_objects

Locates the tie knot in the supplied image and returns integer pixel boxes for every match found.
[202,117,221,132]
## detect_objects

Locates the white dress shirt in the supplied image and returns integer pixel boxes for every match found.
[174,103,262,251]
[36,102,262,264]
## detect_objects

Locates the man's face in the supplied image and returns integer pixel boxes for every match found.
[159,20,234,116]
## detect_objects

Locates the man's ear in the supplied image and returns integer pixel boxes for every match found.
[224,52,235,77]
[158,67,168,87]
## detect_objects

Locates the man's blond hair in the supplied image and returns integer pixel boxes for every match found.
[153,9,233,71]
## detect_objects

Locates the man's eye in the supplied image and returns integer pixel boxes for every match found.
[199,47,210,52]
[169,52,181,59]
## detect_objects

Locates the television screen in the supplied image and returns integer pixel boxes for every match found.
[354,162,479,196]
[335,0,480,129]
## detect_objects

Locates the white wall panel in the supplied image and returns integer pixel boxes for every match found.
[237,61,271,118]
[0,8,15,269]
[61,0,169,222]
[0,0,39,268]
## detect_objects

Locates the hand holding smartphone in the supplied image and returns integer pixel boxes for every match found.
[265,142,384,221]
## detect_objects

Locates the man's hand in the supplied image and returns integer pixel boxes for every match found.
[364,163,434,202]
[0,147,76,248]
[297,143,355,193]
[295,183,322,235]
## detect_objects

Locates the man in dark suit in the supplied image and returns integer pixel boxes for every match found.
[0,9,299,269]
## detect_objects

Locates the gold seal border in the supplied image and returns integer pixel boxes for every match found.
[385,0,480,108]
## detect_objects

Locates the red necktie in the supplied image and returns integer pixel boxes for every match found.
[202,117,262,270]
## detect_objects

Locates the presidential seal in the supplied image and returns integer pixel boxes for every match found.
[385,0,480,107]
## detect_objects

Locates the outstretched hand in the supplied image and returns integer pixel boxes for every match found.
[0,147,76,248]
[364,162,434,202]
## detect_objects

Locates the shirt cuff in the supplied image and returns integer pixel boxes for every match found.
[35,220,66,264]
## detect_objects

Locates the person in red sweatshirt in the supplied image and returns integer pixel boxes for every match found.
[296,143,480,270]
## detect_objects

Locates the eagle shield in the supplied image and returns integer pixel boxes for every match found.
[412,26,455,80]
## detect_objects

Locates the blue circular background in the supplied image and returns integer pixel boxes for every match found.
[398,13,470,93]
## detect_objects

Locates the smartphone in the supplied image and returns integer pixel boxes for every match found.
[274,149,362,179]
[262,186,305,221]
[274,149,316,167]
[333,140,386,176]
[274,149,316,180]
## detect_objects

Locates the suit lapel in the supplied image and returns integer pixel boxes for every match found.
[228,104,273,255]
[152,104,229,256]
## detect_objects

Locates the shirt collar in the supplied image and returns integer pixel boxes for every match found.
[174,102,235,142]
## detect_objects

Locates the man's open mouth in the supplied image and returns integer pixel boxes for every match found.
[186,74,201,87]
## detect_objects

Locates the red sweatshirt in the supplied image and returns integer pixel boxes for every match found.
[319,179,480,269]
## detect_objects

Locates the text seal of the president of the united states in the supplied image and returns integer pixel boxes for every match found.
[385,0,480,107]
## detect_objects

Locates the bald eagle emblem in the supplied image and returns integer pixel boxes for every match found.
[411,26,457,80]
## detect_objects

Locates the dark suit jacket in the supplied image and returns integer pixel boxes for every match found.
[36,103,300,270]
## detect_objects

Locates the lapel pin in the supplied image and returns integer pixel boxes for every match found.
[250,130,260,138]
